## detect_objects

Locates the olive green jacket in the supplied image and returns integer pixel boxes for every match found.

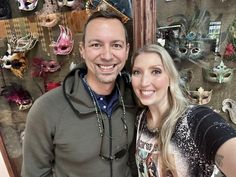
[22,63,138,177]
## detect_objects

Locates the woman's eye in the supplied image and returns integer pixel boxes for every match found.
[152,69,161,75]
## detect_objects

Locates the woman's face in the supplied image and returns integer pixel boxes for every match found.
[131,52,170,108]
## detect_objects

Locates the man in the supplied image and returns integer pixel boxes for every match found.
[22,11,138,177]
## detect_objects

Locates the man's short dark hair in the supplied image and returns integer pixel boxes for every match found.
[82,10,128,44]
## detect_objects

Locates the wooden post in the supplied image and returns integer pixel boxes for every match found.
[132,0,157,51]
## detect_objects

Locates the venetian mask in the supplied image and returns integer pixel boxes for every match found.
[57,0,76,7]
[31,57,61,78]
[0,82,33,110]
[13,34,38,52]
[0,44,27,79]
[202,60,233,83]
[86,0,131,23]
[17,0,38,11]
[50,25,74,55]
[222,98,236,125]
[186,87,212,105]
[37,13,61,28]
[165,40,209,61]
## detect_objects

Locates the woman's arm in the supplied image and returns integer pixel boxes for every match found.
[215,137,236,177]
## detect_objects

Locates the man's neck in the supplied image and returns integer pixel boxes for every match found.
[85,77,115,95]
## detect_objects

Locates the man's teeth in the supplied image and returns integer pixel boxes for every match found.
[99,65,114,69]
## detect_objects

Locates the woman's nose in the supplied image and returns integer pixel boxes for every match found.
[141,73,151,86]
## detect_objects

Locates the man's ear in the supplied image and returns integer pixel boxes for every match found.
[79,42,85,60]
[126,43,130,59]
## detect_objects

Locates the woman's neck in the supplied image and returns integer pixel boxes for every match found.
[147,101,170,129]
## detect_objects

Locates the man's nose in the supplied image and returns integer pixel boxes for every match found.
[101,46,113,60]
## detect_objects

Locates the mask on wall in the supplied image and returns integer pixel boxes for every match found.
[202,60,233,83]
[0,44,27,79]
[13,34,38,52]
[50,25,74,55]
[165,40,209,61]
[38,13,61,28]
[160,7,214,62]
[17,0,38,11]
[57,0,76,7]
[86,0,132,23]
[36,0,59,27]
[222,98,236,125]
[31,57,61,79]
[0,82,33,110]
[187,87,212,105]
[0,0,12,19]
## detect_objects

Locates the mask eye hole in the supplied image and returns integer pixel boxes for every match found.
[202,96,209,99]
[46,18,51,22]
[179,47,187,54]
[60,46,68,51]
[209,73,217,78]
[191,47,200,54]
[224,73,231,78]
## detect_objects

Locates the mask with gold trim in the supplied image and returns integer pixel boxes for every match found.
[85,0,132,23]
[187,87,212,105]
[0,44,27,79]
[202,60,233,83]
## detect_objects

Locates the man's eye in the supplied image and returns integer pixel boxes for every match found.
[113,43,122,49]
[91,43,101,48]
[132,70,140,76]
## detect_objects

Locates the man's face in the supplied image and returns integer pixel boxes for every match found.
[80,18,129,86]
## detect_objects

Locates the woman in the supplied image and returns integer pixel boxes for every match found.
[131,44,236,177]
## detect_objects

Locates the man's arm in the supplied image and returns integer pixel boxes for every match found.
[21,98,55,177]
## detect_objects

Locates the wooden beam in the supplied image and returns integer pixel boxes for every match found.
[132,0,157,51]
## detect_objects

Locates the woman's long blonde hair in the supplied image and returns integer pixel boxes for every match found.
[131,44,189,171]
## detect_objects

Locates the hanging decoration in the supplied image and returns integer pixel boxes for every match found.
[158,5,214,62]
[222,98,236,125]
[0,44,28,79]
[31,57,61,93]
[36,0,60,28]
[186,87,213,105]
[17,0,38,11]
[11,33,38,53]
[223,19,236,60]
[85,0,132,23]
[0,82,33,110]
[50,25,74,55]
[202,60,234,84]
